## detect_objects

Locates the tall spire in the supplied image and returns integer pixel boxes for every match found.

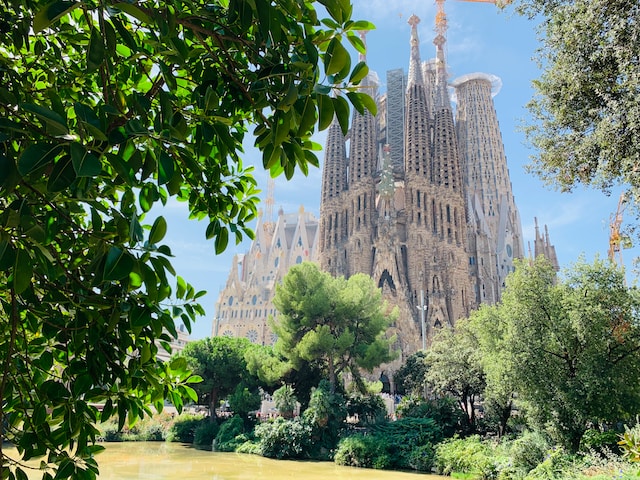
[404,14,431,176]
[407,15,424,88]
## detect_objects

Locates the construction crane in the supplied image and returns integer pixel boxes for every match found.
[608,192,629,267]
[435,0,509,41]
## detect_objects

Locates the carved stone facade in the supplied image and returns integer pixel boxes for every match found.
[318,16,525,358]
[213,207,318,345]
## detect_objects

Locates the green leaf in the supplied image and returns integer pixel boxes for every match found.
[297,97,317,136]
[158,152,175,185]
[87,27,105,72]
[349,20,376,31]
[17,143,60,176]
[324,37,349,76]
[215,226,229,254]
[0,240,16,271]
[349,61,369,84]
[332,96,350,136]
[70,143,102,177]
[103,247,135,281]
[22,103,68,135]
[13,248,33,294]
[317,94,335,131]
[112,3,151,24]
[176,275,187,299]
[75,102,108,141]
[47,154,76,192]
[33,0,80,33]
[149,216,167,244]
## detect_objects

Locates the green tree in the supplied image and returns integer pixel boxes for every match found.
[466,305,517,438]
[179,336,256,418]
[393,350,428,396]
[492,257,640,451]
[273,384,298,419]
[0,0,374,477]
[424,326,485,432]
[516,0,640,216]
[272,263,398,393]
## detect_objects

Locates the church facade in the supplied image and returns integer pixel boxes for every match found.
[317,16,525,357]
[213,15,559,358]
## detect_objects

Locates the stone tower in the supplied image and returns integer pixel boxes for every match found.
[318,16,524,357]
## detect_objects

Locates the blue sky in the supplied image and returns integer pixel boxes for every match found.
[161,0,637,340]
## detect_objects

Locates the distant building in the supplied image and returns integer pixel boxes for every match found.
[213,207,319,345]
[317,17,529,357]
[213,15,557,359]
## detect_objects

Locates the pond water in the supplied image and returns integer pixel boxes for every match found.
[5,442,446,479]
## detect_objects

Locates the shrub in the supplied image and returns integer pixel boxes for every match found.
[580,428,621,454]
[334,434,391,469]
[396,396,462,438]
[619,424,640,463]
[406,443,436,472]
[166,413,206,443]
[509,431,551,473]
[194,420,219,448]
[254,417,313,459]
[346,394,387,426]
[434,435,498,479]
[214,416,246,452]
[524,446,574,480]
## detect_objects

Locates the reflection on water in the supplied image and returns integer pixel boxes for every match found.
[5,442,445,479]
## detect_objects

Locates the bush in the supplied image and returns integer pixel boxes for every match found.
[166,413,206,443]
[254,417,313,459]
[509,431,551,473]
[524,446,574,480]
[406,443,436,472]
[396,396,462,438]
[194,420,219,448]
[580,428,621,454]
[434,435,498,479]
[98,412,174,442]
[346,394,387,426]
[334,434,391,469]
[214,416,246,452]
[371,416,443,469]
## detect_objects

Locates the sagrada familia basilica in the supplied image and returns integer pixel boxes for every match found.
[212,13,558,358]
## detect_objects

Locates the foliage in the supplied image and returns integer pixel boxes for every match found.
[213,415,246,452]
[619,424,640,463]
[524,446,575,480]
[194,420,219,448]
[515,0,640,224]
[166,413,206,443]
[0,0,375,475]
[580,428,621,455]
[425,325,485,432]
[253,417,313,459]
[434,435,498,479]
[272,263,398,393]
[470,258,640,451]
[509,430,551,474]
[396,395,463,438]
[272,384,298,418]
[178,336,257,417]
[334,434,391,469]
[345,393,387,426]
[369,417,442,470]
[393,351,428,396]
[302,380,348,457]
[227,383,261,420]
[98,412,175,442]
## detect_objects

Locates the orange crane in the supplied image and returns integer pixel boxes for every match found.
[608,192,628,267]
[435,0,509,40]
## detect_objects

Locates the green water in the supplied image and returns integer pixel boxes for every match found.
[4,442,445,479]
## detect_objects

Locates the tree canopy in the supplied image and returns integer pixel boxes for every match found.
[516,0,640,219]
[272,263,397,393]
[178,336,258,418]
[0,0,374,477]
[478,258,640,451]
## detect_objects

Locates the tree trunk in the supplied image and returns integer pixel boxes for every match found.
[209,388,219,419]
